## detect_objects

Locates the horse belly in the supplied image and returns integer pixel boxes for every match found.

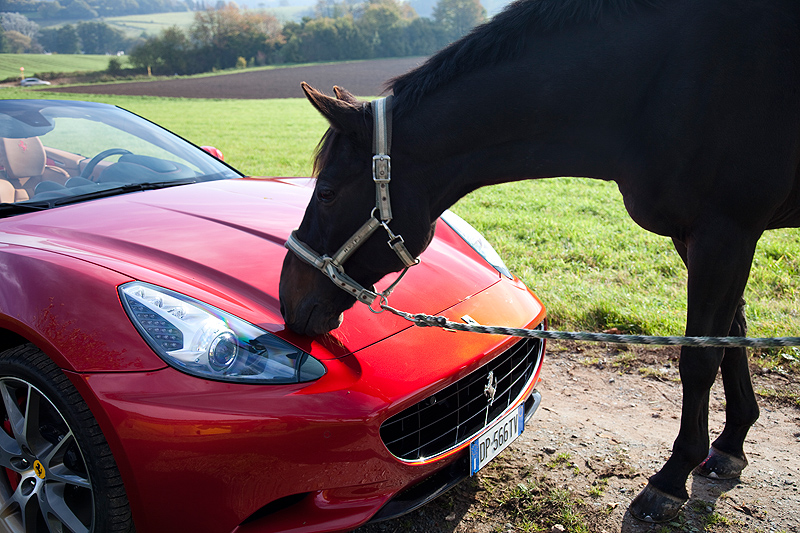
[767,191,800,229]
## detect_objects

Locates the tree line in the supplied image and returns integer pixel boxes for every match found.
[1,0,193,21]
[0,0,486,74]
[129,0,485,75]
[1,12,139,53]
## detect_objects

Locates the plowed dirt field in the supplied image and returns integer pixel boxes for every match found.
[47,57,427,99]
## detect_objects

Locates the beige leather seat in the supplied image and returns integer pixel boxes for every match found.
[0,178,15,203]
[0,137,70,202]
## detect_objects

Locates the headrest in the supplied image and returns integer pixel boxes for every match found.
[0,179,15,204]
[0,137,45,179]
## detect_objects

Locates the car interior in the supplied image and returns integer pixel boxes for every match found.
[0,136,72,203]
[0,135,207,204]
[0,102,240,209]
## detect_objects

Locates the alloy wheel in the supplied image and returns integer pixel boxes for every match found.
[0,376,93,532]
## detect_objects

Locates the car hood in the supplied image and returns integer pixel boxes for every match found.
[0,178,503,355]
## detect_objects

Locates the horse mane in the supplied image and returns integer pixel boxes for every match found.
[389,0,664,115]
[313,0,665,173]
[313,127,338,177]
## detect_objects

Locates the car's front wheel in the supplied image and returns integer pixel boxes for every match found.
[0,344,134,532]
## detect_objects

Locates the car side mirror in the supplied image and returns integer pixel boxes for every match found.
[201,146,224,161]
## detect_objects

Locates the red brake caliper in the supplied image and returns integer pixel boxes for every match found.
[2,395,23,491]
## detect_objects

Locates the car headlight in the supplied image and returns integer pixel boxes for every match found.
[119,282,326,384]
[440,210,512,278]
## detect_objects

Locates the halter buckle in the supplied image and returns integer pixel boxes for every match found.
[372,155,391,182]
[373,155,392,222]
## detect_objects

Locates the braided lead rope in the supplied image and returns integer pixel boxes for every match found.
[380,304,800,348]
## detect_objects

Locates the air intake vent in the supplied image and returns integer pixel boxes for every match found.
[380,333,544,461]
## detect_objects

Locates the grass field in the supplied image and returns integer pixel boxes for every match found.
[104,7,310,37]
[2,88,799,356]
[261,5,313,23]
[0,54,125,81]
[103,11,196,37]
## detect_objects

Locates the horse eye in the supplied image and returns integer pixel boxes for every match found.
[317,187,336,203]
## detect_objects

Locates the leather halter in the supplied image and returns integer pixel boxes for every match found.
[285,96,419,308]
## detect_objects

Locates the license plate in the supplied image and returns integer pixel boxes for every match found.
[469,404,524,475]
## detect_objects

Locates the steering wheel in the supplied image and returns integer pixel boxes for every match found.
[80,148,132,180]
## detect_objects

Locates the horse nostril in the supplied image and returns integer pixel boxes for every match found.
[329,313,344,331]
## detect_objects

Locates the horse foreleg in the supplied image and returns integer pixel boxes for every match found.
[629,231,758,522]
[630,344,722,522]
[695,298,759,478]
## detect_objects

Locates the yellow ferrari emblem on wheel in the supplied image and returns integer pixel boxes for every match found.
[33,460,45,479]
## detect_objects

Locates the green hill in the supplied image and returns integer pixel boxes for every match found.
[102,7,309,38]
[103,12,196,37]
[0,54,126,80]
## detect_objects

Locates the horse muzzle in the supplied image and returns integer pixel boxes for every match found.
[279,252,351,336]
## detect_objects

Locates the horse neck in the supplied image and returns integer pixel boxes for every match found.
[394,93,626,216]
[391,6,683,217]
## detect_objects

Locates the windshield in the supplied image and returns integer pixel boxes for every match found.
[0,100,240,214]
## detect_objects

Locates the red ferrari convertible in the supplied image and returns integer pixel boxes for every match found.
[0,99,546,533]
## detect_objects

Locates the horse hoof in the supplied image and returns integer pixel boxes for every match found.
[694,446,748,479]
[629,483,687,523]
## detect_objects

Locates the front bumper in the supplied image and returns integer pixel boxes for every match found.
[368,388,542,525]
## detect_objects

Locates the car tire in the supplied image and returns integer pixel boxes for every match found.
[0,344,134,532]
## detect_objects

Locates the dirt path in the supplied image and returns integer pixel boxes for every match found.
[356,342,800,533]
[46,57,427,99]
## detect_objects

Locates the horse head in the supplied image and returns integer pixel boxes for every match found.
[279,83,436,336]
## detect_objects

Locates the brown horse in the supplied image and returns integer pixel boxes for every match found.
[279,0,800,522]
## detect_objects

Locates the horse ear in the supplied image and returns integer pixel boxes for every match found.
[333,86,359,104]
[301,82,364,136]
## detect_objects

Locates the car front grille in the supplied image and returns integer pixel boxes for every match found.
[380,331,545,461]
